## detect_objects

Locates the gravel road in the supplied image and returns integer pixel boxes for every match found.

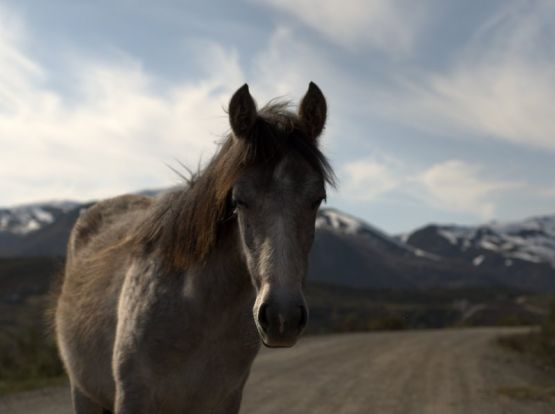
[1,327,553,414]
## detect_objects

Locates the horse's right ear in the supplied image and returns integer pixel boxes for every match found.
[229,84,257,140]
[299,82,327,141]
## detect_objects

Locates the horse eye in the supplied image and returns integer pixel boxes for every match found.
[233,198,249,209]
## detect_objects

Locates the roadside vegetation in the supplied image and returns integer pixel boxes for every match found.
[0,317,65,395]
[306,284,545,334]
[0,256,552,395]
[498,299,555,373]
[0,257,66,395]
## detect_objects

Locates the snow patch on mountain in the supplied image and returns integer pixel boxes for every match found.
[316,208,366,235]
[0,201,79,235]
[434,215,555,268]
[472,255,485,266]
[317,208,440,260]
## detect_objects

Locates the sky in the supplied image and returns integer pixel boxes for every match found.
[1,0,554,233]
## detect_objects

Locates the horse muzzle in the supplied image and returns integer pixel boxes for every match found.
[255,295,308,348]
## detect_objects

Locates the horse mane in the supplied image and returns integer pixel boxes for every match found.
[132,100,335,270]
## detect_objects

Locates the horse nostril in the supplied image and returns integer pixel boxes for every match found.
[258,303,270,331]
[298,305,308,331]
[258,301,308,338]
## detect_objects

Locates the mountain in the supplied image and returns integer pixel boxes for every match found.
[0,201,90,257]
[1,196,554,291]
[404,216,555,291]
[311,209,502,290]
[0,201,79,235]
[316,209,439,260]
[404,216,555,267]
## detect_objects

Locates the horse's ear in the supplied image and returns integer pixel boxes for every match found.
[229,84,257,140]
[299,82,327,141]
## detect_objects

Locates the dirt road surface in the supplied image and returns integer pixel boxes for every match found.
[1,327,554,414]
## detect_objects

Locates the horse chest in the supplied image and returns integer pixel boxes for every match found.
[149,325,260,412]
[164,313,260,379]
[114,263,260,411]
[134,289,260,402]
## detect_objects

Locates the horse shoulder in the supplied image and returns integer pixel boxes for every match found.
[67,194,153,256]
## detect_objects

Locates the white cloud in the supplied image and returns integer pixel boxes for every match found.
[253,0,432,55]
[250,26,367,161]
[376,0,555,150]
[252,27,336,99]
[0,7,245,205]
[416,160,520,219]
[340,157,522,219]
[0,4,351,207]
[1,0,549,231]
[341,158,399,201]
[0,6,45,114]
[543,189,555,197]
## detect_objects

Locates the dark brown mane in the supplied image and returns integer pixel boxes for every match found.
[132,100,335,270]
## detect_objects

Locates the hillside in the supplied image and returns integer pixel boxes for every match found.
[405,216,555,291]
[1,202,554,395]
[0,196,554,291]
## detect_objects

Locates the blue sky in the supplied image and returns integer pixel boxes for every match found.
[1,0,554,233]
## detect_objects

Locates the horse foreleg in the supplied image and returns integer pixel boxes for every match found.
[112,357,154,414]
[213,390,244,414]
[113,385,152,414]
[214,375,250,414]
[71,385,109,414]
[112,349,155,413]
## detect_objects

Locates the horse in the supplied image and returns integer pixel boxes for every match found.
[52,82,335,413]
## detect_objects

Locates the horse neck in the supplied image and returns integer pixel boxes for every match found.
[143,185,253,304]
[186,221,254,304]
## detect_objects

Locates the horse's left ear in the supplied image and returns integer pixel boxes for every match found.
[299,82,327,141]
[229,84,257,140]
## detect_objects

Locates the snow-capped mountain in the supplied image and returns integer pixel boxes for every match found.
[0,200,86,257]
[316,208,438,260]
[1,197,554,291]
[406,215,555,270]
[0,201,79,235]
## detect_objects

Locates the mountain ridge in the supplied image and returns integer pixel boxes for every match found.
[1,195,554,291]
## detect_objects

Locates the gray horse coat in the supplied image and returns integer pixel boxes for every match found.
[53,83,334,413]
